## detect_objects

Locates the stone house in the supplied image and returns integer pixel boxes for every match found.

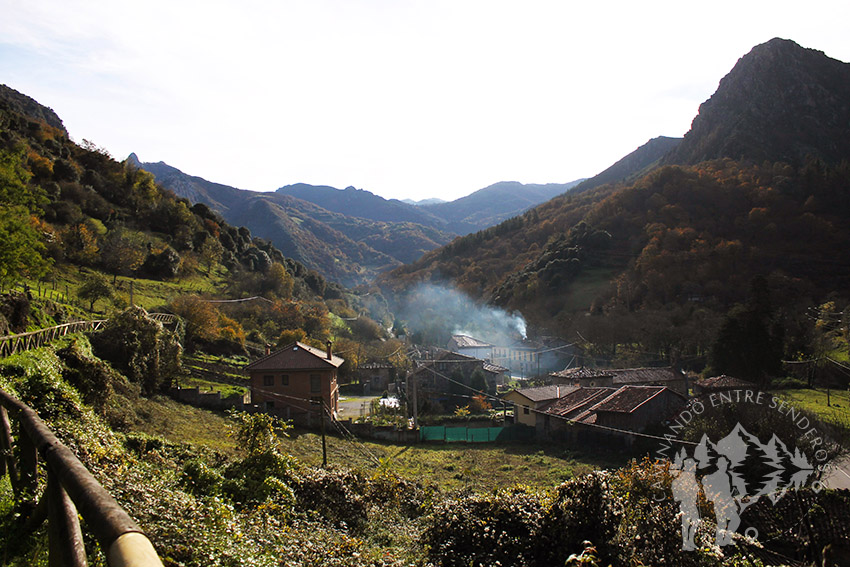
[693,375,756,395]
[550,366,689,396]
[501,384,577,427]
[539,385,687,443]
[447,334,494,360]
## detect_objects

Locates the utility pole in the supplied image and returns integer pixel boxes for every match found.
[412,374,418,429]
[310,396,328,467]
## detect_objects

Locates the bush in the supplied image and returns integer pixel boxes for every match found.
[294,467,368,528]
[536,471,620,565]
[422,487,545,566]
[181,458,224,496]
[90,306,182,394]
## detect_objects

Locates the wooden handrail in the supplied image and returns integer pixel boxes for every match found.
[0,388,163,566]
[0,314,179,358]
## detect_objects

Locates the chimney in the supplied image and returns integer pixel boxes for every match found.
[326,340,333,360]
[265,343,272,356]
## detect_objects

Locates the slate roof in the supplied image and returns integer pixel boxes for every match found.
[550,367,602,380]
[246,341,344,371]
[449,335,493,349]
[609,367,684,384]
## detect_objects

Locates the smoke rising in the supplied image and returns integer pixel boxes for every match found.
[397,283,528,347]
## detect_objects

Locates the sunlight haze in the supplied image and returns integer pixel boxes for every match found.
[1,0,848,202]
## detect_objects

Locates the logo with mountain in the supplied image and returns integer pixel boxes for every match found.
[671,423,816,550]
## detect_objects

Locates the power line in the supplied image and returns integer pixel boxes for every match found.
[415,362,697,446]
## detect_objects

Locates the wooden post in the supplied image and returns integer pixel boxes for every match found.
[0,406,17,484]
[19,430,39,506]
[47,467,88,566]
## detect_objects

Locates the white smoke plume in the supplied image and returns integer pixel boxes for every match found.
[397,283,528,347]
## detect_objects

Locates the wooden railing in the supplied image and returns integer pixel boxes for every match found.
[0,314,179,358]
[0,388,163,566]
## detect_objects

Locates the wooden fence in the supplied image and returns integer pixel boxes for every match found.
[0,314,179,358]
[0,388,163,566]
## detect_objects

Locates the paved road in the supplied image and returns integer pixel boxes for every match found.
[337,396,379,420]
[823,456,850,490]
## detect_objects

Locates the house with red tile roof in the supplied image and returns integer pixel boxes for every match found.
[693,375,756,395]
[550,366,689,396]
[247,341,343,426]
[501,384,578,427]
[538,385,686,443]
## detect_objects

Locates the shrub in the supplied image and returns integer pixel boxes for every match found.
[90,306,182,394]
[422,486,545,566]
[536,471,620,565]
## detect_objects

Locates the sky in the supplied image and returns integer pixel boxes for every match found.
[1,1,849,203]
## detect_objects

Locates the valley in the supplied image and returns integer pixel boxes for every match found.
[1,36,850,566]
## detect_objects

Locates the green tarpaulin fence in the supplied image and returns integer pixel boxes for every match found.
[419,425,534,443]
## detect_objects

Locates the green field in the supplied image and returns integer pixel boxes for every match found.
[774,387,850,431]
[130,395,625,492]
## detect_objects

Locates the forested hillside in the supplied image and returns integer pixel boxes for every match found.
[0,83,407,368]
[135,159,455,286]
[380,38,850,376]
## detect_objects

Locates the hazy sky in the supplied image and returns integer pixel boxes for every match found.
[1,1,848,202]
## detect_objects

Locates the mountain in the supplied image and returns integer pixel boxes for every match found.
[127,154,246,214]
[572,136,682,194]
[137,159,584,282]
[380,38,850,365]
[402,197,447,206]
[665,38,850,166]
[277,181,584,235]
[276,183,448,228]
[134,159,454,286]
[421,180,585,234]
[0,82,349,310]
[0,84,66,134]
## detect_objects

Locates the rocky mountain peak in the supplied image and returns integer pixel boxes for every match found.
[665,38,850,166]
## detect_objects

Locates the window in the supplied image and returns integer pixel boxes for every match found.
[310,374,321,393]
[281,374,289,386]
[523,406,530,415]
[263,375,274,386]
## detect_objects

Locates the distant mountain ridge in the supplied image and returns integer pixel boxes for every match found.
[422,180,584,234]
[276,183,448,228]
[133,157,454,286]
[136,157,585,283]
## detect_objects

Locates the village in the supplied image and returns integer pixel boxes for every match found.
[221,333,756,448]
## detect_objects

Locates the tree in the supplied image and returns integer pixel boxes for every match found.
[100,228,146,281]
[78,273,114,312]
[0,207,51,289]
[198,236,224,275]
[263,262,294,299]
[90,306,182,394]
[168,295,220,344]
[709,276,784,384]
[0,148,51,288]
[277,328,307,346]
